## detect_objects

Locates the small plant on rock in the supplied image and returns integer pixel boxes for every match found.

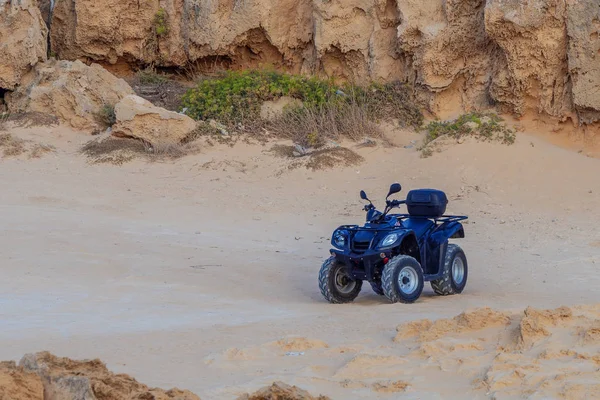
[95,104,116,129]
[154,8,169,37]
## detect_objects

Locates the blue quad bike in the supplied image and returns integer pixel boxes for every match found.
[319,183,468,304]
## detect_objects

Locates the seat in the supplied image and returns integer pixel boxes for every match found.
[402,217,435,238]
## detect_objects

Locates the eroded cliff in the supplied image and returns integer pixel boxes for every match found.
[2,0,600,127]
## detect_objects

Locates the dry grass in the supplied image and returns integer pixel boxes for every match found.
[29,143,56,158]
[269,144,364,171]
[0,133,55,159]
[0,133,27,157]
[268,101,381,148]
[128,69,190,112]
[0,113,9,131]
[80,136,202,165]
[6,112,59,128]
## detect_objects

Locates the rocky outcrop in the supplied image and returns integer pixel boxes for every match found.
[18,351,201,400]
[112,94,197,145]
[485,0,572,120]
[237,382,330,400]
[51,0,161,65]
[397,0,496,115]
[2,352,332,400]
[2,0,594,127]
[566,1,600,124]
[0,0,48,91]
[50,0,314,72]
[5,59,134,130]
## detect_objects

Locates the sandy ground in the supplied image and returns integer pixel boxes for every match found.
[1,124,600,399]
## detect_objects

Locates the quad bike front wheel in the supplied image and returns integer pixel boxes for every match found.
[318,257,363,303]
[381,255,424,304]
[431,244,468,295]
[370,281,384,296]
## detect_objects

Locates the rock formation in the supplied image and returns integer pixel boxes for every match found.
[485,0,572,120]
[237,382,330,400]
[566,1,600,124]
[34,0,600,125]
[0,0,48,91]
[14,351,200,400]
[5,59,134,131]
[2,0,600,129]
[112,94,197,146]
[1,352,330,400]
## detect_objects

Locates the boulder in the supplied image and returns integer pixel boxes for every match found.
[0,0,48,90]
[5,59,134,131]
[112,95,197,146]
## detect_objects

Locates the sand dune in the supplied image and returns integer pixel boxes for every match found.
[1,121,599,399]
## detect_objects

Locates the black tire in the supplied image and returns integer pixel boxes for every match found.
[370,281,384,296]
[431,244,468,295]
[318,257,362,304]
[381,255,424,304]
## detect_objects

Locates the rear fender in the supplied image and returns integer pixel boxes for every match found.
[431,221,465,243]
[426,222,464,275]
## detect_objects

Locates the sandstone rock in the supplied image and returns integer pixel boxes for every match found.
[0,361,44,400]
[0,0,48,90]
[397,0,495,116]
[50,0,314,71]
[6,59,134,130]
[566,1,600,124]
[51,0,160,65]
[19,351,200,400]
[485,0,572,119]
[112,95,197,146]
[313,1,403,82]
[237,381,330,400]
[47,0,403,82]
[35,0,600,124]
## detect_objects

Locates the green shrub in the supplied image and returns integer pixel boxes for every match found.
[423,112,515,146]
[181,70,423,129]
[181,70,337,124]
[154,8,169,37]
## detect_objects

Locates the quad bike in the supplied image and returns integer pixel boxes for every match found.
[318,183,468,304]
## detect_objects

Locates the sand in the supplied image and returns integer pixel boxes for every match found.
[1,122,599,399]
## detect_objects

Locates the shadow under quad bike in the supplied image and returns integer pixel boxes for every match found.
[319,183,468,304]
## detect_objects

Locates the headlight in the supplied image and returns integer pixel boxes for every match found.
[379,233,399,248]
[332,230,348,248]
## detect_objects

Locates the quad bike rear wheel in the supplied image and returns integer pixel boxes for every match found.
[319,257,362,303]
[431,243,468,295]
[381,255,424,304]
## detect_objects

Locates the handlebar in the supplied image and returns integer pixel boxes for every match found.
[363,199,406,216]
[388,200,406,207]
